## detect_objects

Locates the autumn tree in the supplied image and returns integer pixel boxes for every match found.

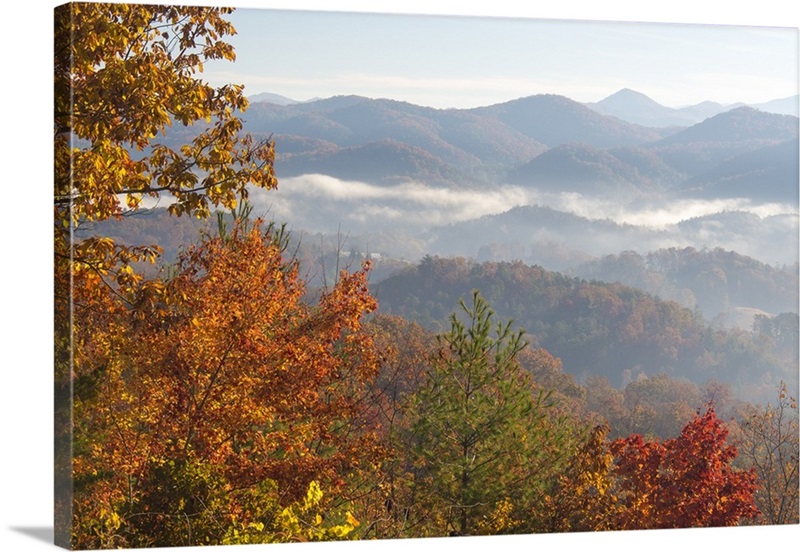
[70,219,381,548]
[517,346,588,422]
[609,406,759,529]
[542,423,618,532]
[54,1,277,344]
[54,3,276,230]
[54,4,289,547]
[584,375,629,438]
[400,291,574,537]
[621,373,701,439]
[734,382,799,525]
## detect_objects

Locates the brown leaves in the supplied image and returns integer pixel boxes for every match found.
[733,382,799,525]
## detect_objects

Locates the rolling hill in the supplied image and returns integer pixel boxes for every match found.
[676,138,799,202]
[372,256,798,400]
[506,143,665,197]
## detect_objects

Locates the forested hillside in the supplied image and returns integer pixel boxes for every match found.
[374,256,798,403]
[572,247,799,323]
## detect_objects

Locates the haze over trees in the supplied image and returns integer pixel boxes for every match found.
[55,4,798,549]
[373,256,797,403]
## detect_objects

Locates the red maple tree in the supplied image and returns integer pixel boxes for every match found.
[609,406,760,529]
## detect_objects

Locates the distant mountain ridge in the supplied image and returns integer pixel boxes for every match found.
[586,88,798,126]
[247,91,301,105]
[654,106,798,146]
[645,107,799,181]
[506,143,670,197]
[470,94,667,148]
[677,138,800,202]
[239,91,797,203]
[277,138,483,188]
[213,90,798,273]
[587,88,697,128]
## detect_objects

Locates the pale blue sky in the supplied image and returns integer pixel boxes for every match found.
[203,3,799,109]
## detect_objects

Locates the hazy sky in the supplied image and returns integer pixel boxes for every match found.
[203,2,799,109]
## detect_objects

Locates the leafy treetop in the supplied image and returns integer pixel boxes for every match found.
[54,3,277,227]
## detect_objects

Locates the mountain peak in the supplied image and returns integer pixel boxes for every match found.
[586,89,691,127]
[603,88,658,102]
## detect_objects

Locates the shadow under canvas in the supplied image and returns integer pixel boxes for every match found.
[10,526,54,545]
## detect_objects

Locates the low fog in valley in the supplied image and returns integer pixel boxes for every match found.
[250,174,798,270]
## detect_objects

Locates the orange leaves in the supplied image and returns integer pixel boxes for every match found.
[609,406,759,529]
[69,220,383,547]
[319,260,377,335]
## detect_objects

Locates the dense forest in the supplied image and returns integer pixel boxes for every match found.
[572,247,798,324]
[373,255,798,403]
[55,4,799,550]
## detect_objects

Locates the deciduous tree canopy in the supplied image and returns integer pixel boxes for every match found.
[54,3,276,228]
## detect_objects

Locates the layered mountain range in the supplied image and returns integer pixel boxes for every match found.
[242,90,798,205]
[586,87,798,127]
[133,88,800,327]
[241,90,796,323]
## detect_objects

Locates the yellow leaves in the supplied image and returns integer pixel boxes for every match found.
[55,3,277,239]
[100,509,121,532]
[304,480,324,509]
[476,498,519,535]
[115,263,143,291]
[274,481,359,542]
[221,480,360,545]
[346,511,360,528]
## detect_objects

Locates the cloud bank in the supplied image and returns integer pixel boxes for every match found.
[243,173,798,268]
[250,174,796,234]
[250,174,531,231]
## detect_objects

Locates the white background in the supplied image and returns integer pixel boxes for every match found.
[2,1,798,551]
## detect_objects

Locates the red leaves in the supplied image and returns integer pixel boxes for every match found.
[609,406,759,529]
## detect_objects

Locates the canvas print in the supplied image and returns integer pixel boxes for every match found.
[54,2,799,549]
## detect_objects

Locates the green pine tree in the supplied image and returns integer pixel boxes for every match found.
[402,291,574,536]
